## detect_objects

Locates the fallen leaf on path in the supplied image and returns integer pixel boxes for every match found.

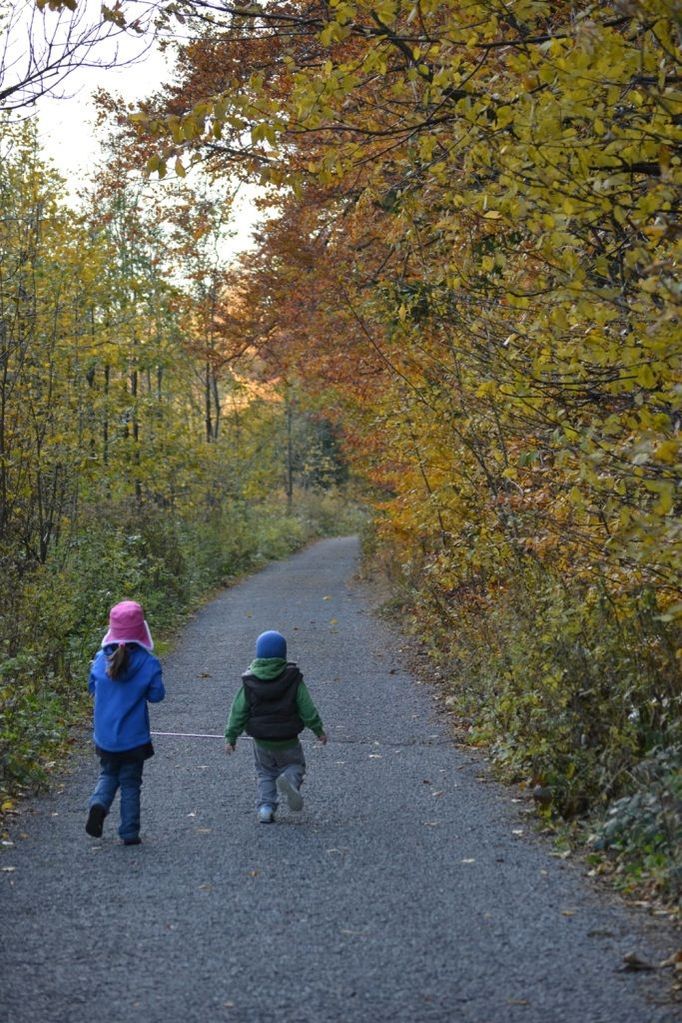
[196,828,212,834]
[620,952,657,972]
[199,883,213,892]
[562,909,577,917]
[660,951,682,971]
[323,595,332,601]
[198,672,212,678]
[248,870,259,878]
[432,790,444,797]
[508,998,529,1006]
[423,821,440,827]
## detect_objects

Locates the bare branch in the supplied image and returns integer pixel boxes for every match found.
[0,0,156,111]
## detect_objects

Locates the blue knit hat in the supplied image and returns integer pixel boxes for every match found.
[255,630,287,659]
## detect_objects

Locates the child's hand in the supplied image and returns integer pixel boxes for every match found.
[318,732,328,746]
[225,742,236,754]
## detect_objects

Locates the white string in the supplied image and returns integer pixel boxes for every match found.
[152,730,226,739]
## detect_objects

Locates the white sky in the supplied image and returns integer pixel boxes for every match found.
[38,44,168,178]
[32,12,260,259]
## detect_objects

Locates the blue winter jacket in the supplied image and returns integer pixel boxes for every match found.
[89,644,165,753]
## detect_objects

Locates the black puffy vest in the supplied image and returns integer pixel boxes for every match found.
[243,664,304,741]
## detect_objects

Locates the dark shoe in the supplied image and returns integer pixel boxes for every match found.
[85,804,106,837]
[123,837,142,846]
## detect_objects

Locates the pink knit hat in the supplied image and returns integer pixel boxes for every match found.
[102,600,154,651]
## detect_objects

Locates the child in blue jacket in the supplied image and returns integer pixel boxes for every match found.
[86,601,165,845]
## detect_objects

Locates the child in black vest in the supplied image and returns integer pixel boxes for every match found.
[225,630,326,823]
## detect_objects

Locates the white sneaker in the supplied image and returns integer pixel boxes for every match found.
[277,775,303,811]
[258,805,275,823]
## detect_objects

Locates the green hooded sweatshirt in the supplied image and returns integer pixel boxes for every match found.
[225,658,325,749]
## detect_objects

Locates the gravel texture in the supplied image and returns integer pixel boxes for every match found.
[0,536,678,1023]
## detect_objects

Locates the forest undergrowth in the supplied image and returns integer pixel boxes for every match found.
[367,530,681,910]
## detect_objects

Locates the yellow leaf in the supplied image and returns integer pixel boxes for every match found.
[637,365,656,389]
[654,440,678,464]
[655,484,675,516]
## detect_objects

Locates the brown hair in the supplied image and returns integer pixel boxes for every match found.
[106,644,130,679]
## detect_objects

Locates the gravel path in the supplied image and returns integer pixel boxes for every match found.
[1,537,677,1023]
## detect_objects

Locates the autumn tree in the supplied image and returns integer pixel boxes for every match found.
[131,0,681,592]
[0,118,107,569]
[124,2,681,832]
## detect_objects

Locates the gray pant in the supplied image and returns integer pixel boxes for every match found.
[253,741,306,810]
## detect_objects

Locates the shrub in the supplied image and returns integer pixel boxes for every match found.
[589,746,682,903]
[368,529,681,902]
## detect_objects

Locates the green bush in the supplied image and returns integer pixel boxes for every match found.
[589,746,682,903]
[404,567,681,815]
[0,655,72,797]
[371,535,681,901]
[292,487,369,537]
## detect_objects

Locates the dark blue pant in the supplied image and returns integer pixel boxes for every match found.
[90,758,144,841]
